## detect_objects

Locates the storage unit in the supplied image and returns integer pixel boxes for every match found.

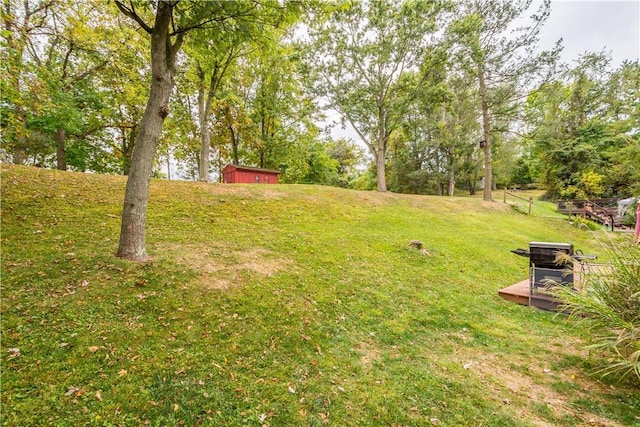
[222,165,281,184]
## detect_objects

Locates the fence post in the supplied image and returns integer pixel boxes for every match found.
[504,188,507,203]
[528,197,533,215]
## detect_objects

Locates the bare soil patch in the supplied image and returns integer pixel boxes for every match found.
[461,350,624,427]
[155,243,294,290]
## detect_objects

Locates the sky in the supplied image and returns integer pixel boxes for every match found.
[537,0,640,66]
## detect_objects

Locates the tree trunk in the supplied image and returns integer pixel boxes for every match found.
[122,125,136,175]
[56,128,66,170]
[229,125,239,164]
[375,120,387,192]
[478,61,493,201]
[196,61,211,181]
[375,148,387,192]
[117,2,178,261]
[448,166,455,196]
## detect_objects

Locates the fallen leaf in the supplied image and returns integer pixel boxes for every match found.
[463,362,473,370]
[88,346,100,353]
[95,391,103,401]
[288,386,296,394]
[118,369,127,377]
[65,386,80,396]
[174,403,179,412]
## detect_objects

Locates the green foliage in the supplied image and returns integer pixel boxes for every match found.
[303,0,445,191]
[527,57,640,199]
[569,215,601,231]
[554,238,640,383]
[509,157,533,187]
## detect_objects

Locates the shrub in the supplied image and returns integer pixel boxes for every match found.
[569,215,601,231]
[553,237,640,383]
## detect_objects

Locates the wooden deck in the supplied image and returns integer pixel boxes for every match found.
[498,263,608,312]
[498,279,530,306]
[498,279,560,311]
[498,279,559,311]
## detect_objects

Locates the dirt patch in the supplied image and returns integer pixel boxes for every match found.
[353,341,381,373]
[481,200,512,212]
[155,243,294,290]
[464,352,624,427]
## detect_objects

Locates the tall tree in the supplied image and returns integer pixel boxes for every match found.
[304,0,443,192]
[26,1,109,170]
[114,0,300,260]
[186,27,250,181]
[1,0,54,164]
[449,0,560,201]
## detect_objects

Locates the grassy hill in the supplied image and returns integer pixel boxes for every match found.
[1,164,637,426]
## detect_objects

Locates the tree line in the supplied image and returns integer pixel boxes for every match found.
[2,0,638,259]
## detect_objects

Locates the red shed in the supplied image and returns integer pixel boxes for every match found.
[222,165,281,184]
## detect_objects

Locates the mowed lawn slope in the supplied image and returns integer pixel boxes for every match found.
[1,165,638,426]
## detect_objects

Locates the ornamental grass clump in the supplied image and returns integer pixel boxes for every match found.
[554,237,640,383]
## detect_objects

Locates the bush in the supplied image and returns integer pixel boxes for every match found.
[569,215,601,231]
[553,237,640,384]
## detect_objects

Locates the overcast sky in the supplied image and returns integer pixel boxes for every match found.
[537,0,640,66]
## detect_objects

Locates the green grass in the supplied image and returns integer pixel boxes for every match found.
[1,165,638,426]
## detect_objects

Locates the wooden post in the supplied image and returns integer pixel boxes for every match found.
[528,197,533,215]
[504,188,507,203]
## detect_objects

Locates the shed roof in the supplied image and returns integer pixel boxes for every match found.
[224,165,281,174]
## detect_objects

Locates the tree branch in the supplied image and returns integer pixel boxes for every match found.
[114,0,152,34]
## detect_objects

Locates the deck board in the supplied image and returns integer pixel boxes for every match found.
[498,279,561,311]
[498,279,530,306]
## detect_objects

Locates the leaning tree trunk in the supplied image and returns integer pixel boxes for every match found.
[117,2,178,261]
[478,62,493,201]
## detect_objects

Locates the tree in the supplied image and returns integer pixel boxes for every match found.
[25,1,110,171]
[304,0,444,192]
[186,26,251,181]
[114,0,300,260]
[1,0,54,164]
[449,0,560,201]
[526,55,640,199]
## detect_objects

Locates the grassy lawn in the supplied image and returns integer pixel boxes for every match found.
[1,165,638,426]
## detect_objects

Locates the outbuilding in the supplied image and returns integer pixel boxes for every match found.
[222,165,281,184]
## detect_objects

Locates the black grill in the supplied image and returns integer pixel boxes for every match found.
[529,242,573,269]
